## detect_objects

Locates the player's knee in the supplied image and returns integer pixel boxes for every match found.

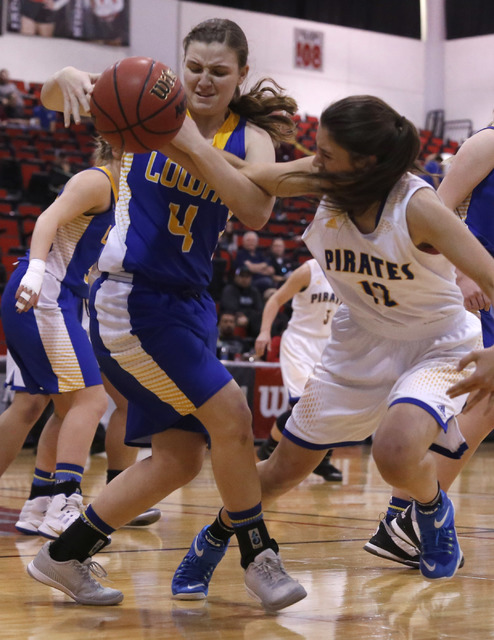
[372,438,415,485]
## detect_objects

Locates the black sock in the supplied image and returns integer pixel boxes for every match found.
[208,509,235,543]
[52,480,81,497]
[226,503,278,569]
[416,484,441,514]
[234,519,278,568]
[49,517,108,563]
[29,484,54,500]
[106,469,122,484]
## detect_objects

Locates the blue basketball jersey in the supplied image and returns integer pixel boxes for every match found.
[98,113,247,288]
[46,166,117,297]
[455,126,494,346]
[1,166,117,394]
[458,126,494,256]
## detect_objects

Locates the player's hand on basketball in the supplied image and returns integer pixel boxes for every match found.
[54,66,100,126]
[255,331,271,358]
[447,347,494,412]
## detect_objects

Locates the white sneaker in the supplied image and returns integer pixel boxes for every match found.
[27,541,123,605]
[15,496,52,535]
[244,548,307,611]
[37,493,84,539]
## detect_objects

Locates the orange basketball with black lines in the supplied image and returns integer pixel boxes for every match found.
[89,56,187,153]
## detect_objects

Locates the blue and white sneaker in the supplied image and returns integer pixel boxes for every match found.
[414,491,462,581]
[172,526,229,600]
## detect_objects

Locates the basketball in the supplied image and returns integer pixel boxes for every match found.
[89,56,187,153]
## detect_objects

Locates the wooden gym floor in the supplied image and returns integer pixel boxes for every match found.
[1,442,494,640]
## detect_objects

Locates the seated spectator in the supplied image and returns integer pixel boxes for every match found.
[217,218,238,255]
[266,237,294,287]
[0,69,25,122]
[234,230,275,292]
[48,152,74,192]
[216,312,251,361]
[220,266,264,338]
[420,152,444,189]
[32,103,58,132]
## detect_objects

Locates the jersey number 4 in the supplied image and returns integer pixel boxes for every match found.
[168,203,198,252]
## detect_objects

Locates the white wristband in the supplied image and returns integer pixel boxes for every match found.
[19,258,46,297]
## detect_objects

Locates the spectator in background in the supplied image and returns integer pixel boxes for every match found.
[234,230,275,292]
[220,266,264,338]
[0,69,25,122]
[32,102,58,132]
[266,237,294,288]
[420,152,444,189]
[216,312,251,361]
[217,218,238,255]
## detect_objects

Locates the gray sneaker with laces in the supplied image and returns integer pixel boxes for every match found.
[27,542,123,605]
[244,548,307,611]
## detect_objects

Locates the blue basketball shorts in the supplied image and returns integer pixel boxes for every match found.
[89,274,232,445]
[1,259,102,395]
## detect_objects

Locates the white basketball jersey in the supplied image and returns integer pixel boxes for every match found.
[287,259,340,338]
[303,173,466,340]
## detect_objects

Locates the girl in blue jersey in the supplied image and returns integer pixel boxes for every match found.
[1,138,120,539]
[28,19,307,612]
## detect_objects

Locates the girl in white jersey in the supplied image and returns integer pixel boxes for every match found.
[364,117,494,569]
[173,95,494,587]
[255,259,343,482]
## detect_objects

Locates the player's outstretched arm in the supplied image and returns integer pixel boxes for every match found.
[255,262,310,357]
[41,66,100,126]
[169,118,275,228]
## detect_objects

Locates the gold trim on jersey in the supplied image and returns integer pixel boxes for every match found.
[115,154,133,237]
[184,109,241,151]
[455,193,471,223]
[95,165,119,201]
[212,111,241,150]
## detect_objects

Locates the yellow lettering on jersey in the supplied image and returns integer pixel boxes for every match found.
[168,203,198,252]
[178,171,205,196]
[200,184,221,203]
[160,158,181,188]
[100,225,112,245]
[145,154,222,203]
[144,152,160,183]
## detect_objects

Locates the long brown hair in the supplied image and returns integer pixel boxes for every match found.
[183,18,298,143]
[295,95,421,212]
